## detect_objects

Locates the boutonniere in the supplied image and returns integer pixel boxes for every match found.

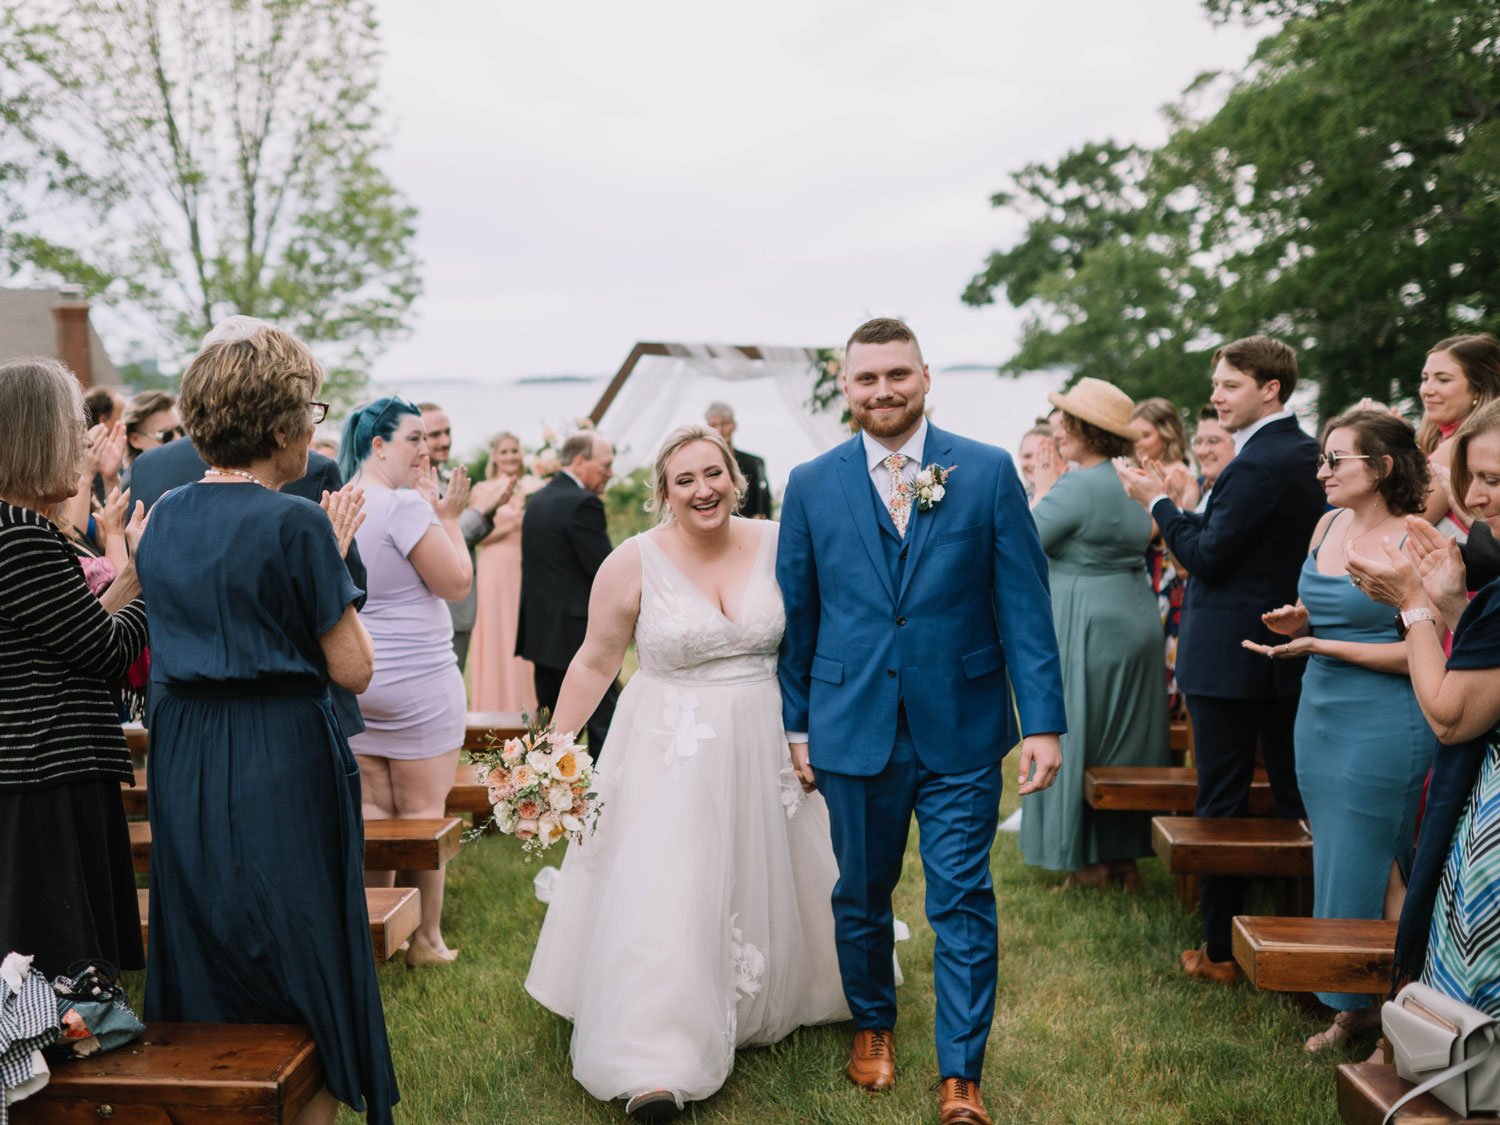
[914,463,955,511]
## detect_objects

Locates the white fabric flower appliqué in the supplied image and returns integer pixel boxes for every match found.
[656,686,716,765]
[778,765,807,821]
[729,915,766,999]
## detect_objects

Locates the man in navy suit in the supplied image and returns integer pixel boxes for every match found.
[1118,335,1325,982]
[777,318,1065,1125]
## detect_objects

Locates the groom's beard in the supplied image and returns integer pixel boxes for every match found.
[850,396,925,440]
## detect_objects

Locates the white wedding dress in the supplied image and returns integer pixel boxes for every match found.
[525,523,851,1108]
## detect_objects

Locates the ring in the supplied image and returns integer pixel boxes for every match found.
[1351,576,1362,586]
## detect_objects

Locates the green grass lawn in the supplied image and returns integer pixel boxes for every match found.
[127,789,1360,1123]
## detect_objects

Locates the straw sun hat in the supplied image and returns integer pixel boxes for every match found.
[1046,378,1138,441]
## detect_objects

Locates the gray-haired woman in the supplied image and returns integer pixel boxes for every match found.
[0,357,149,977]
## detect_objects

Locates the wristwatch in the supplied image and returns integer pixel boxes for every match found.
[1394,607,1438,638]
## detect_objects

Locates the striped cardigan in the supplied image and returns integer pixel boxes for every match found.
[0,503,148,790]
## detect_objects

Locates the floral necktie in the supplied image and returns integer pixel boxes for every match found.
[885,453,911,538]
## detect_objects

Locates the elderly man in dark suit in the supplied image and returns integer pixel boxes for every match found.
[705,401,773,519]
[1119,335,1325,983]
[516,431,618,751]
[128,432,371,740]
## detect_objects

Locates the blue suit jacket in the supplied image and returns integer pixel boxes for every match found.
[777,425,1066,777]
[1153,414,1325,700]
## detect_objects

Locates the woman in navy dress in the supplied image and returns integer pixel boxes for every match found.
[134,318,396,1124]
[1247,411,1432,1051]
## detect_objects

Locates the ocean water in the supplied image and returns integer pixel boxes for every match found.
[361,365,1068,494]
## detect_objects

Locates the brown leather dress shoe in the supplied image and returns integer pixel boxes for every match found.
[938,1077,992,1125]
[1180,945,1241,984]
[846,1028,895,1091]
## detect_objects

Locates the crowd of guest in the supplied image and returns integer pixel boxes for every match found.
[11,314,1500,1119]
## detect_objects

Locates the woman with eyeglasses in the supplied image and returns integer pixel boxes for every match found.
[1243,410,1432,1052]
[339,396,479,967]
[1190,405,1234,511]
[132,321,397,1123]
[121,390,181,471]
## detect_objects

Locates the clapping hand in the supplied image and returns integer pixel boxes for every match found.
[1261,603,1309,637]
[1404,515,1468,622]
[1344,534,1425,610]
[434,465,471,521]
[468,474,515,518]
[1031,439,1065,499]
[1242,636,1316,660]
[320,484,365,559]
[86,422,127,484]
[1114,458,1164,508]
[98,487,131,541]
[123,501,148,557]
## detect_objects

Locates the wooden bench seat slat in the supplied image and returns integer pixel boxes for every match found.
[10,1023,325,1124]
[134,886,419,962]
[130,818,462,874]
[1336,1060,1483,1124]
[1151,816,1313,877]
[127,764,495,820]
[1085,767,1274,814]
[123,710,527,761]
[1232,915,1396,994]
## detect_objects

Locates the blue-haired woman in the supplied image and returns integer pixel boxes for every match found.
[339,397,475,966]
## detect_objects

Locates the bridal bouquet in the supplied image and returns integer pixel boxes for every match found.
[470,710,602,857]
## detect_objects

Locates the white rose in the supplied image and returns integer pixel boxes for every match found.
[915,469,934,487]
[526,749,554,778]
[929,484,945,503]
[561,813,582,833]
[547,782,575,812]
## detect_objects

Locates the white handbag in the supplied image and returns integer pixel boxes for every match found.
[1382,982,1500,1122]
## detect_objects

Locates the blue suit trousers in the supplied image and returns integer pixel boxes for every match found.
[817,708,1003,1081]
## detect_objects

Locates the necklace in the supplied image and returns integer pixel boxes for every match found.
[204,467,267,487]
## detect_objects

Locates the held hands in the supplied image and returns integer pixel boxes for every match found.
[789,742,815,793]
[320,484,366,559]
[1016,733,1062,795]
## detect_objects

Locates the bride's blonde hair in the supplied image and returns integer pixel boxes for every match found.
[646,425,747,524]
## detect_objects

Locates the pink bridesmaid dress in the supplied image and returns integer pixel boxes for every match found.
[470,497,537,711]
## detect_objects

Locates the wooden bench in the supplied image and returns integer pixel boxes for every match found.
[123,710,525,761]
[135,886,420,962]
[1151,817,1313,878]
[1336,1060,1483,1124]
[130,817,464,874]
[1232,916,1396,994]
[11,1022,335,1124]
[1084,767,1274,815]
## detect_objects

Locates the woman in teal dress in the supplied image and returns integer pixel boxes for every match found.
[134,319,397,1123]
[1250,411,1432,1052]
[1022,379,1168,888]
[1349,401,1500,1027]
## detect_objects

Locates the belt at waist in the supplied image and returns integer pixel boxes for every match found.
[159,676,327,701]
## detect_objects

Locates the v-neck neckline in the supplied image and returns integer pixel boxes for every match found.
[643,525,771,627]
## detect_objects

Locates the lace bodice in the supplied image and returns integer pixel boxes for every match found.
[632,525,784,685]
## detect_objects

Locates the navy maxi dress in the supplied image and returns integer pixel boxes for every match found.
[134,483,398,1124]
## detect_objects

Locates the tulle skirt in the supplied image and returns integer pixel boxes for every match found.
[525,670,850,1106]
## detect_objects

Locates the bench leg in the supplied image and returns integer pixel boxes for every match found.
[1175,874,1199,910]
[292,1088,339,1125]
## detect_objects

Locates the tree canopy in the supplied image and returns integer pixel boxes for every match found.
[0,0,420,398]
[965,0,1500,419]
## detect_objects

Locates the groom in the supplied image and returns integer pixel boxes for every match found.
[778,318,1066,1125]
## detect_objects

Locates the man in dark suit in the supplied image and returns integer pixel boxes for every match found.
[128,435,370,739]
[1119,335,1325,982]
[705,401,773,519]
[516,431,619,751]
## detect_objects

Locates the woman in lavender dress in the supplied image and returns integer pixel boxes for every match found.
[340,397,475,966]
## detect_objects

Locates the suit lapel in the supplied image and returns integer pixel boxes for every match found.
[896,426,952,604]
[837,439,897,604]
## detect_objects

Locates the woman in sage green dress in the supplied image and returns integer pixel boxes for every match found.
[1021,379,1169,888]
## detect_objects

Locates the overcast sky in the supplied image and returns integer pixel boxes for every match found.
[369,0,1265,381]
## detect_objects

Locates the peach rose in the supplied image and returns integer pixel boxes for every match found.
[500,738,526,766]
[511,764,537,789]
[516,798,543,820]
[514,818,538,841]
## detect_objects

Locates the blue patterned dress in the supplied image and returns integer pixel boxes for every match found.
[1422,582,1500,1015]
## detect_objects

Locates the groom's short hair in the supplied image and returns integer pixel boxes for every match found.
[847,318,923,365]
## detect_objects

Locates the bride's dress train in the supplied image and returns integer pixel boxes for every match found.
[526,526,850,1106]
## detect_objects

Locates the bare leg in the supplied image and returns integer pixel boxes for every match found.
[1384,859,1407,919]
[389,748,463,952]
[357,754,396,890]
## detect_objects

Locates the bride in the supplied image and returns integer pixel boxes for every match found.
[525,426,850,1119]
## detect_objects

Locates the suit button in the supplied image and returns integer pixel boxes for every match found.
[899,549,907,561]
[886,668,896,678]
[896,616,906,626]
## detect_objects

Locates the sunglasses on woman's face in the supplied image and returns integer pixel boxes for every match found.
[147,426,185,443]
[1316,451,1372,468]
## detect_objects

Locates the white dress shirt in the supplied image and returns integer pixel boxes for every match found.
[1232,408,1293,452]
[863,418,929,507]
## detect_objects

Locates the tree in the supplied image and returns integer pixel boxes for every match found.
[966,0,1500,419]
[0,0,420,400]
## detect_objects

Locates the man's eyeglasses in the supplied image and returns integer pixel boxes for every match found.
[1317,451,1372,468]
[309,401,329,425]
